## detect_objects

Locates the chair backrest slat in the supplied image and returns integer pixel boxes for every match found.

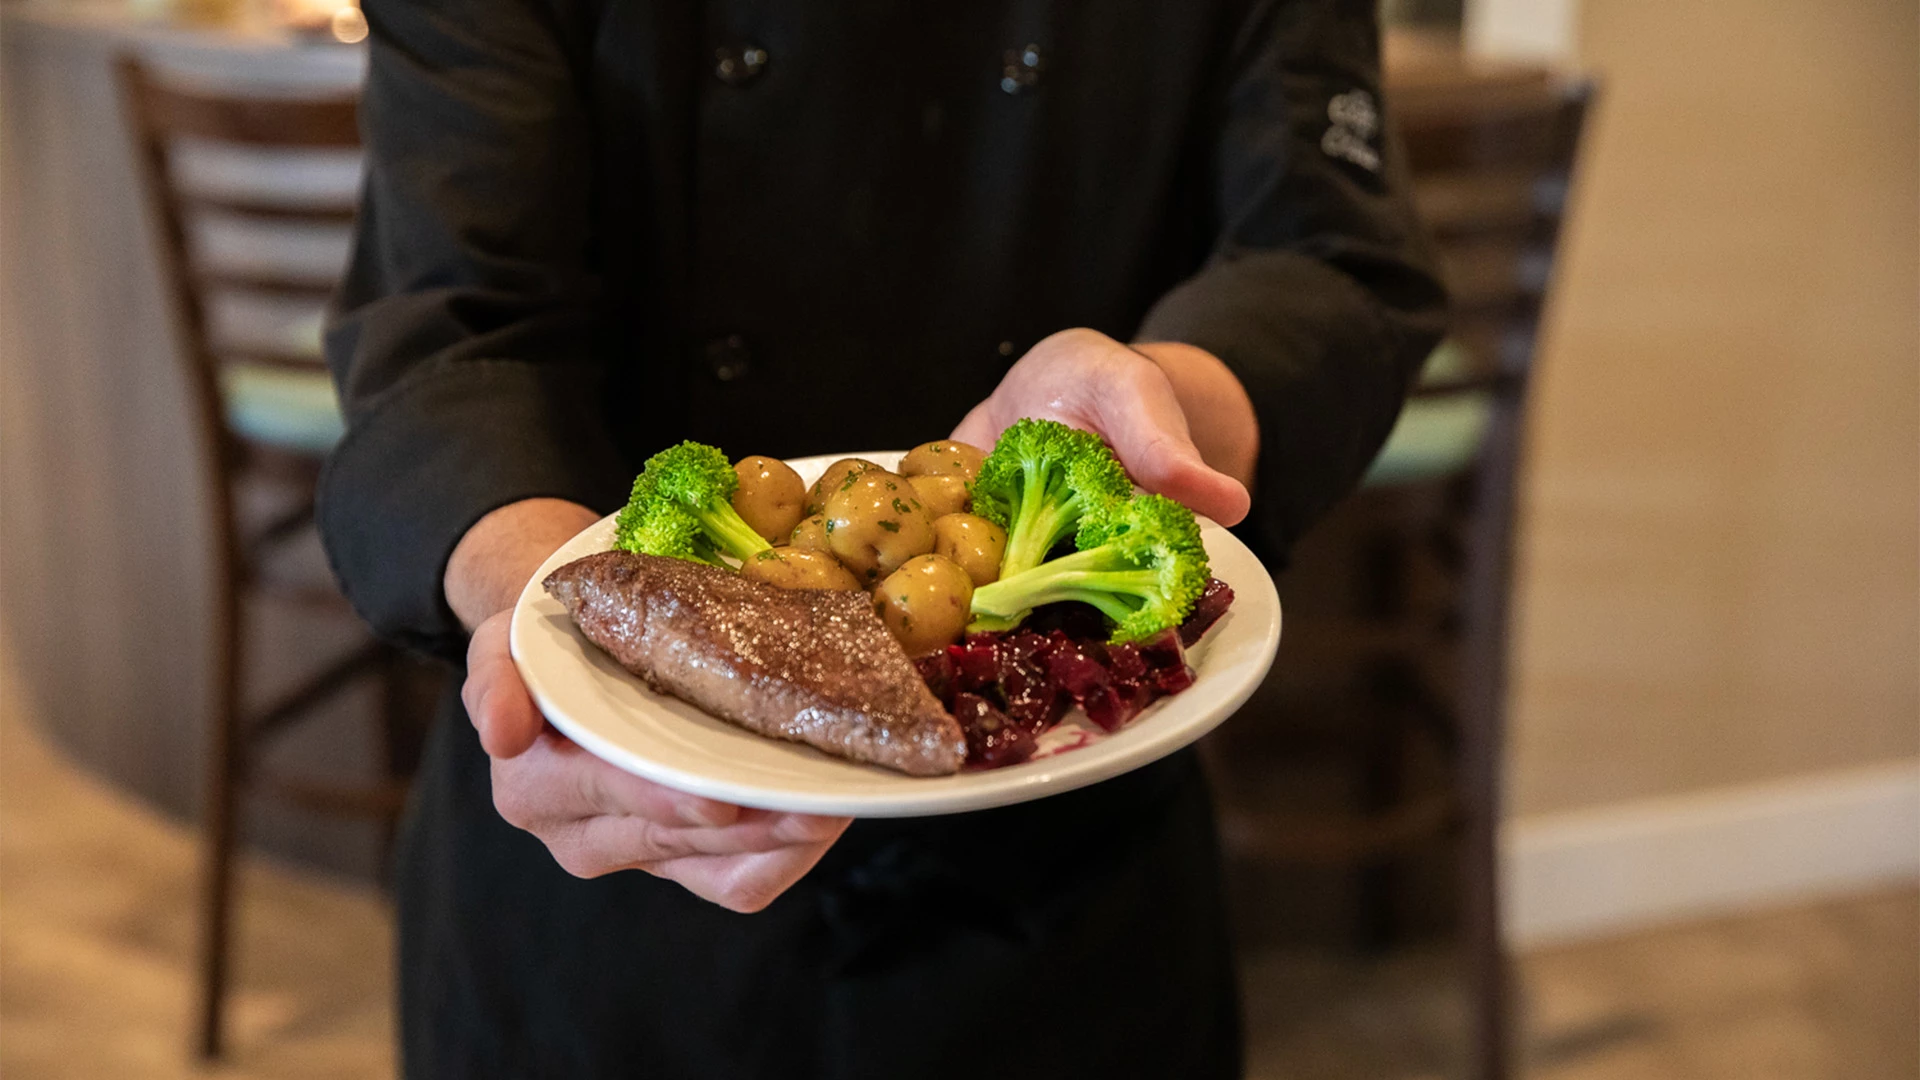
[116,52,361,448]
[181,193,359,224]
[195,268,344,301]
[132,77,360,148]
[1394,78,1594,395]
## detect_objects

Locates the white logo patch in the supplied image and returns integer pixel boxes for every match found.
[1322,89,1382,173]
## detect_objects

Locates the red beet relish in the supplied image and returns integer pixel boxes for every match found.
[914,578,1235,769]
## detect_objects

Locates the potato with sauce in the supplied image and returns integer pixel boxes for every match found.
[740,547,863,592]
[931,513,1007,587]
[898,440,985,481]
[789,513,833,552]
[907,474,969,518]
[805,457,882,516]
[731,455,808,543]
[873,554,975,655]
[823,469,935,584]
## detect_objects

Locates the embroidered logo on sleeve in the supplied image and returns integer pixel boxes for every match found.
[1322,89,1382,173]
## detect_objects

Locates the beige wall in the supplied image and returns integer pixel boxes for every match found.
[1508,0,1919,816]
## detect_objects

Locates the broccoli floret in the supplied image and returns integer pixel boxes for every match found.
[613,441,772,568]
[970,418,1134,578]
[968,493,1210,642]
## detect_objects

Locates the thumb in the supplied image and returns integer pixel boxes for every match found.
[464,612,546,759]
[1092,374,1252,526]
[1119,435,1252,527]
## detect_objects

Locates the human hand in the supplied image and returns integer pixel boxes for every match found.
[462,607,851,914]
[951,328,1257,526]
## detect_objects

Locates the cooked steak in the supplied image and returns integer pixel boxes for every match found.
[543,551,967,776]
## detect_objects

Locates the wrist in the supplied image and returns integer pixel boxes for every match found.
[445,497,602,631]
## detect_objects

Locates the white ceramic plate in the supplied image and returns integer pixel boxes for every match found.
[509,451,1282,817]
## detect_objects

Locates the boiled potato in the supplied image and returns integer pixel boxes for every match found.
[873,554,975,655]
[931,513,1008,587]
[740,548,862,592]
[823,469,935,584]
[732,455,807,542]
[804,457,882,516]
[898,440,986,481]
[789,513,832,552]
[908,474,969,518]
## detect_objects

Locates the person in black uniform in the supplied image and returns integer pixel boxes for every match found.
[319,0,1445,1075]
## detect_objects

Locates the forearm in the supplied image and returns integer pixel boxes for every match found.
[1130,341,1260,491]
[445,497,603,631]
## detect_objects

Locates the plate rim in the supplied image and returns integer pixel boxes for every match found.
[509,451,1282,817]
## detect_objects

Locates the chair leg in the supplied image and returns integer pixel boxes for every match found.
[195,582,243,1060]
[1463,774,1511,1080]
[1355,521,1412,950]
[374,645,409,884]
[1458,413,1520,1080]
[1356,673,1410,950]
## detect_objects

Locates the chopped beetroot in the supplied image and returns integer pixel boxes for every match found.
[922,582,1234,768]
[1000,660,1065,731]
[1044,638,1110,699]
[953,692,1036,769]
[1106,643,1148,683]
[1153,663,1196,694]
[949,639,999,691]
[991,631,1059,731]
[996,630,1052,672]
[1082,681,1155,732]
[1136,628,1187,673]
[914,651,955,701]
[1178,579,1235,646]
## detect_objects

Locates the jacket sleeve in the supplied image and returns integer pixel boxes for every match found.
[1136,0,1448,561]
[318,0,629,660]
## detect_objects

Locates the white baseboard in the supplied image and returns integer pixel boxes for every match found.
[1503,760,1920,949]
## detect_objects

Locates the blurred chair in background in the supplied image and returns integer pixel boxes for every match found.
[116,56,426,1061]
[1203,75,1594,1080]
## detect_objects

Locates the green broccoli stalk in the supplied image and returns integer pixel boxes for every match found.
[970,418,1134,579]
[613,441,772,568]
[968,493,1211,642]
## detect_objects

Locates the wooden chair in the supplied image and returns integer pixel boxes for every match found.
[1202,76,1595,1080]
[115,56,425,1061]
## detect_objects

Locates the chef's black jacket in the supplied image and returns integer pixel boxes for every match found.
[318,0,1446,1074]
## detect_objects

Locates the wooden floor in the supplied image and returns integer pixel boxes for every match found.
[1240,891,1918,1080]
[2,693,1914,1079]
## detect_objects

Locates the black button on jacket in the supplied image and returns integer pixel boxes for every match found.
[318,0,1445,1076]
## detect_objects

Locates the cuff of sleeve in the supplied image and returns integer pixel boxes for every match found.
[317,357,630,660]
[1137,251,1423,562]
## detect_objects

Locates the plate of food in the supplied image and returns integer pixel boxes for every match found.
[509,424,1281,817]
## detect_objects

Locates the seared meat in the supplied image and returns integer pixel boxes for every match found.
[543,551,966,776]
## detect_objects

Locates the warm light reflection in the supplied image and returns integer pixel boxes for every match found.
[330,4,368,43]
[272,0,365,42]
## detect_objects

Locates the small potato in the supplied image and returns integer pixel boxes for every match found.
[732,455,807,542]
[789,513,832,552]
[823,469,936,585]
[740,548,862,592]
[873,554,975,656]
[805,457,882,516]
[931,513,1008,587]
[898,440,986,481]
[908,474,969,518]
